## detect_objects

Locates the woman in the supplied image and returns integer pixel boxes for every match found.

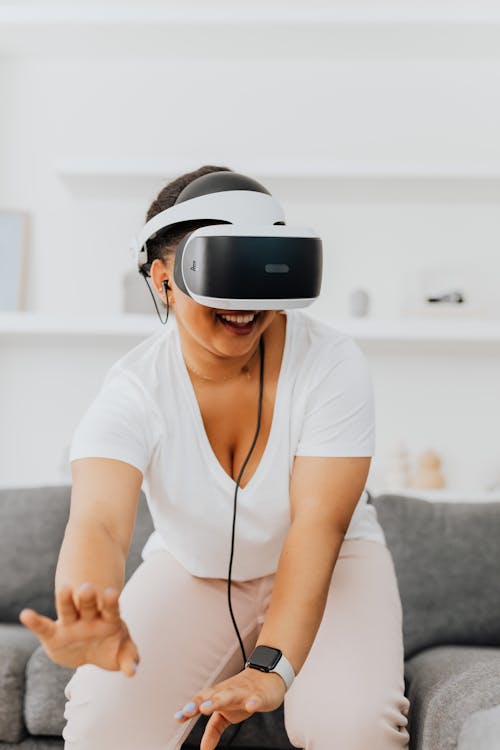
[19,165,410,750]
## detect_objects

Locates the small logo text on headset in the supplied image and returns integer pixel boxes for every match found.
[190,260,197,271]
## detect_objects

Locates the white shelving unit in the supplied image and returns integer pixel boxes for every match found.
[2,2,499,493]
[1,311,499,345]
[1,4,500,58]
[55,160,500,182]
[3,5,500,25]
[373,488,500,502]
[0,311,161,337]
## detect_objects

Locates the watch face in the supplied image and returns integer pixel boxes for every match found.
[250,645,282,670]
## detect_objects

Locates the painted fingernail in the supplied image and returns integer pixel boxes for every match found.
[182,702,196,713]
[79,582,92,589]
[174,711,184,719]
[200,700,212,709]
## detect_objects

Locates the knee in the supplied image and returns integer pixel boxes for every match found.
[62,664,192,750]
[62,665,145,750]
[284,691,410,750]
[285,706,380,750]
[62,666,118,749]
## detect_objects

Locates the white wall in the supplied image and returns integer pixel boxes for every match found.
[1,4,500,494]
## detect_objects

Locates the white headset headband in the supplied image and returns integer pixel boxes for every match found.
[130,190,286,269]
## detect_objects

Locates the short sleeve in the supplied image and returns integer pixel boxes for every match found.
[295,337,375,457]
[68,367,161,474]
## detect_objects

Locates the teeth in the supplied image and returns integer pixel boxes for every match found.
[220,313,256,324]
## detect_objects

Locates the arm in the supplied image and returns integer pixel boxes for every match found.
[19,456,144,674]
[251,454,372,676]
[55,456,143,606]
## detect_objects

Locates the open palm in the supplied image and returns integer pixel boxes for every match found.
[18,583,140,677]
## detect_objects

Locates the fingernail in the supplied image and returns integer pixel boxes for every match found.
[132,660,139,670]
[80,582,92,589]
[182,702,196,713]
[174,711,184,719]
[200,700,212,709]
[104,587,116,594]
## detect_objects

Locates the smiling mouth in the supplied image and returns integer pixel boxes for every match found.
[215,312,261,330]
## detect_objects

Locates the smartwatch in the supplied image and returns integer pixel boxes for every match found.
[245,645,295,691]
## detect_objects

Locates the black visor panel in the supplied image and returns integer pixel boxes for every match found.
[183,235,322,300]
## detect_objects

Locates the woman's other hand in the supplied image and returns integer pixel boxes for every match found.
[174,668,287,750]
[18,583,140,677]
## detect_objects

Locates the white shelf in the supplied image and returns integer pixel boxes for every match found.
[0,311,162,337]
[375,488,500,502]
[56,160,500,182]
[3,5,500,26]
[2,4,500,59]
[329,316,500,344]
[1,311,500,345]
[1,480,498,499]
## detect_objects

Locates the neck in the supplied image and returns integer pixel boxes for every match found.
[178,327,263,382]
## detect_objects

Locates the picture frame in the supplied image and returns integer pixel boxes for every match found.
[0,210,28,311]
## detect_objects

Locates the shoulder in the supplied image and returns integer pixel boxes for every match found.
[108,327,175,383]
[101,323,176,409]
[291,310,366,383]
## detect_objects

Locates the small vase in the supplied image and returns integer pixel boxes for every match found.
[349,288,371,317]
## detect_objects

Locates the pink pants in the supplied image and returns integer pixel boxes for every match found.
[62,538,410,750]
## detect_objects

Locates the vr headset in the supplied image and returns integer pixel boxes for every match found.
[129,171,323,311]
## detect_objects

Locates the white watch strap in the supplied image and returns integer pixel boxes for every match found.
[271,653,295,691]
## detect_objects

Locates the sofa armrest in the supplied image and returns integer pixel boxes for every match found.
[405,645,500,750]
[0,623,39,742]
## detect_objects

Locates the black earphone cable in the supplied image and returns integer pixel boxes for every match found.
[140,269,170,325]
[221,331,265,748]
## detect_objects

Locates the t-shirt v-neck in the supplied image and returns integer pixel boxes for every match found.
[69,307,386,580]
[173,312,293,497]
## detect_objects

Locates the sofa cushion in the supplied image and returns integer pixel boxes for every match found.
[24,644,75,736]
[404,644,500,750]
[371,493,500,658]
[0,739,63,749]
[0,486,70,622]
[0,485,154,623]
[0,623,39,742]
[457,704,500,750]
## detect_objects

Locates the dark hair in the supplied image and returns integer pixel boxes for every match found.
[142,164,234,277]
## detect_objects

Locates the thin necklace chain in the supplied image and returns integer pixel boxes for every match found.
[183,340,261,382]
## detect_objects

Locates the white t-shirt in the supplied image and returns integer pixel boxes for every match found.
[69,309,386,580]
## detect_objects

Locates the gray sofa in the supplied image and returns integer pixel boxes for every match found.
[1,485,499,750]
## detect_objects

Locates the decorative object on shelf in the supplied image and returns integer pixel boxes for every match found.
[410,449,446,489]
[485,470,500,493]
[0,210,28,311]
[383,440,412,491]
[348,288,371,317]
[426,290,465,305]
[122,268,154,314]
[400,262,489,319]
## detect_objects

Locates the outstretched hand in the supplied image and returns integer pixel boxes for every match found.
[174,667,287,750]
[18,582,140,677]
